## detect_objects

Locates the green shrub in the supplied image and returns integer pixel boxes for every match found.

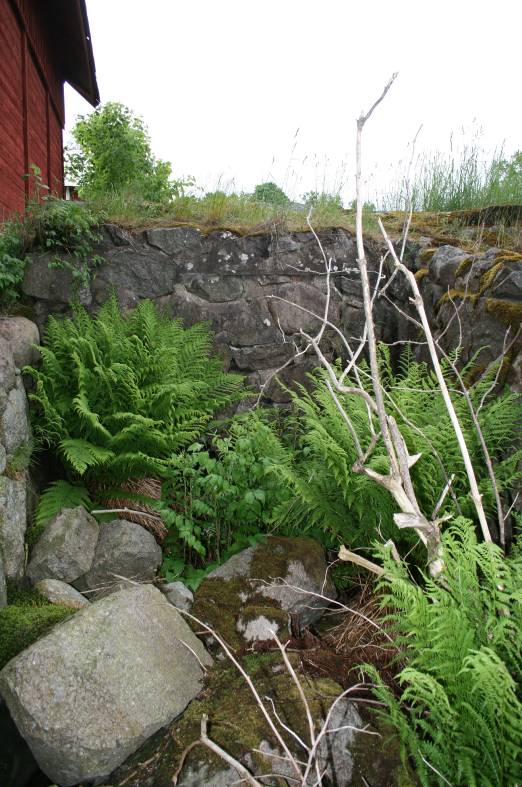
[277,349,521,561]
[0,176,104,305]
[31,197,104,288]
[66,102,186,202]
[0,217,27,306]
[0,586,71,668]
[253,182,290,206]
[366,519,522,786]
[158,412,291,583]
[26,297,244,498]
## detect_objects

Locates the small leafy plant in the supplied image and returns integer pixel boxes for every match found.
[0,166,104,305]
[157,413,291,580]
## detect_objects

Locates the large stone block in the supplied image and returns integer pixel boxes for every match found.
[0,475,27,580]
[0,317,40,369]
[0,585,212,786]
[74,519,162,593]
[26,507,99,585]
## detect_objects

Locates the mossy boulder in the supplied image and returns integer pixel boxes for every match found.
[109,653,412,787]
[192,536,336,648]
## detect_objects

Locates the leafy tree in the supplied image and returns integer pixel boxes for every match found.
[253,182,290,206]
[65,102,179,202]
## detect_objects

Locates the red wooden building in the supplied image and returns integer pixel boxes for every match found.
[0,0,99,218]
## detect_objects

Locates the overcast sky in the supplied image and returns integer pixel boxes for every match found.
[65,0,521,203]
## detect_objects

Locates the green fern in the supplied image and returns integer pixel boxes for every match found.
[25,297,244,490]
[365,519,522,786]
[276,348,521,559]
[35,481,92,527]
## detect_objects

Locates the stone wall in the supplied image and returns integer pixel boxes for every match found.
[20,225,521,398]
[20,225,409,403]
[0,318,39,597]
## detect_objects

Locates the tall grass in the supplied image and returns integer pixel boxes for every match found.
[379,144,522,212]
[90,187,351,233]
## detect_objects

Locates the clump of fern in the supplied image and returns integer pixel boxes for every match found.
[365,519,522,786]
[276,347,521,558]
[26,297,243,501]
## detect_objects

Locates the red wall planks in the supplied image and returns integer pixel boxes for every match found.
[0,0,66,218]
[0,0,25,217]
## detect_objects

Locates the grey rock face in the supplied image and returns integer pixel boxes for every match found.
[429,245,471,288]
[0,556,6,607]
[34,579,90,609]
[74,519,162,593]
[0,382,30,457]
[0,317,40,369]
[0,337,16,410]
[160,581,194,612]
[0,585,212,786]
[20,225,521,404]
[26,507,99,584]
[0,476,27,580]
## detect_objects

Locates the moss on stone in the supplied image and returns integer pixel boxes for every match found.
[436,288,479,311]
[485,298,522,333]
[192,537,329,649]
[110,654,344,786]
[25,520,46,550]
[110,653,415,787]
[478,260,504,293]
[414,267,429,283]
[0,584,71,669]
[455,255,475,278]
[418,247,437,264]
[5,440,32,480]
[493,251,522,264]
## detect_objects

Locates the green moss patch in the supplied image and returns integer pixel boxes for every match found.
[0,585,72,669]
[485,298,522,333]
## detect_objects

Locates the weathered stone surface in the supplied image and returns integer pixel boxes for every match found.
[230,341,295,371]
[193,536,336,646]
[0,317,40,369]
[0,338,16,409]
[160,580,194,612]
[0,585,212,786]
[20,226,387,403]
[0,476,26,580]
[429,245,471,288]
[0,382,30,457]
[0,557,6,608]
[145,226,204,256]
[34,579,90,610]
[185,273,244,302]
[74,519,162,593]
[26,507,99,585]
[22,253,91,306]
